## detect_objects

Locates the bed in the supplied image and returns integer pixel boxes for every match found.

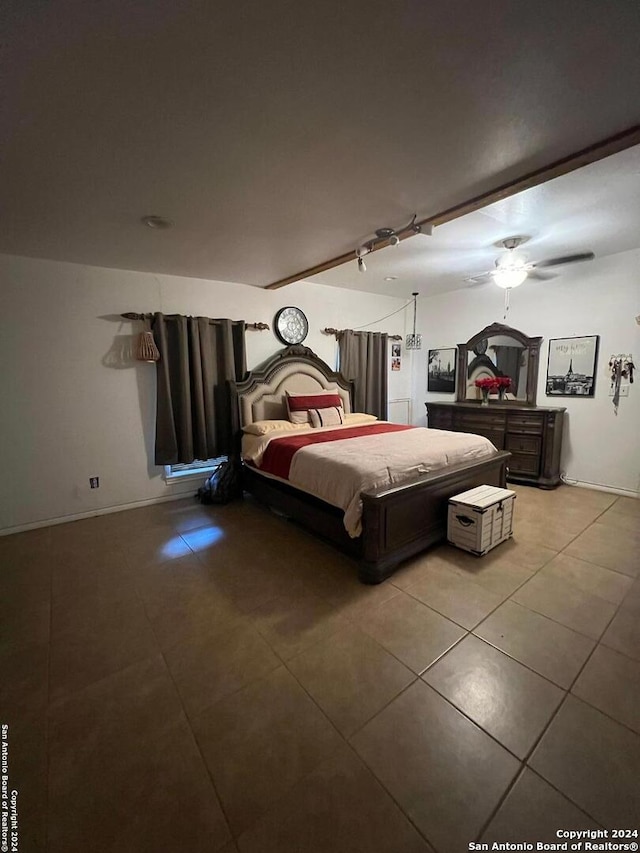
[231,345,510,583]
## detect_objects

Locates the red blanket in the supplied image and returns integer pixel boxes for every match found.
[259,422,415,480]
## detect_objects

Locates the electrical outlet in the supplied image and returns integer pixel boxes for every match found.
[89,477,100,489]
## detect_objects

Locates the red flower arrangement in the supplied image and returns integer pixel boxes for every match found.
[475,376,511,403]
[474,376,512,390]
[475,377,498,390]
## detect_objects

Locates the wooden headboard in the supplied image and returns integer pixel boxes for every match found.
[231,345,354,431]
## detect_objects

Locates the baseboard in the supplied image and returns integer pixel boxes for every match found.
[0,488,197,537]
[561,477,639,499]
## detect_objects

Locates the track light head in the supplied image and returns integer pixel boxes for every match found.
[375,227,396,241]
[375,229,400,247]
[357,256,366,273]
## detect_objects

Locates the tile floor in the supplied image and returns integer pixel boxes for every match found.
[1,485,639,852]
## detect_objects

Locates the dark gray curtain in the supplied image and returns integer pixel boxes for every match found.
[151,314,246,465]
[494,345,521,395]
[338,330,388,419]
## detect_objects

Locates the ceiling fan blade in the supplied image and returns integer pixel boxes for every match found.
[534,252,595,269]
[528,269,558,281]
[463,272,492,285]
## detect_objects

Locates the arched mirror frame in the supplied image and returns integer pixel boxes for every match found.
[456,322,543,406]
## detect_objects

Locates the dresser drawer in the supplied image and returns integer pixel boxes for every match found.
[507,413,544,434]
[427,411,453,430]
[508,452,540,476]
[506,433,542,455]
[456,412,506,430]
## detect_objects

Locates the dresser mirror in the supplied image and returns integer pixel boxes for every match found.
[456,323,542,406]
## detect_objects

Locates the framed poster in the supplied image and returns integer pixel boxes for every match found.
[428,348,457,393]
[546,335,599,397]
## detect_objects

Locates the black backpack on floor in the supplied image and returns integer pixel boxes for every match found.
[196,458,242,505]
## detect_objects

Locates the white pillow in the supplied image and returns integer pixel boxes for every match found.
[343,412,378,425]
[308,406,345,428]
[243,420,311,436]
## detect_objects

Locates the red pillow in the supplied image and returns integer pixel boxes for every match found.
[286,391,343,424]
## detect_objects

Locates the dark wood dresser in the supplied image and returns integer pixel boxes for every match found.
[425,402,566,488]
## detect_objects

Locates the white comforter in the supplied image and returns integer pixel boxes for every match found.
[243,423,498,537]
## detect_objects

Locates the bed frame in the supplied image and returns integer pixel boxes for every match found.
[231,345,510,584]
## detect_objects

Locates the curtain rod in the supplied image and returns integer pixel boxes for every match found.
[323,327,402,341]
[121,312,269,331]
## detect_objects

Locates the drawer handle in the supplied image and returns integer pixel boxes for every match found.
[455,515,475,527]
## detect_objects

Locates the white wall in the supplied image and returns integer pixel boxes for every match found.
[0,254,411,532]
[415,248,640,495]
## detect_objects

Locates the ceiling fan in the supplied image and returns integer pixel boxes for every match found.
[465,237,595,289]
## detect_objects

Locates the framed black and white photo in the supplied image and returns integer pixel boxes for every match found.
[546,335,599,397]
[428,348,457,393]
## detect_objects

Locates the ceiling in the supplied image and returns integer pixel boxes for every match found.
[1,1,640,289]
[310,143,640,297]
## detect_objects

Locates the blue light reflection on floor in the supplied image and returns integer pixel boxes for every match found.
[160,537,193,558]
[161,526,225,556]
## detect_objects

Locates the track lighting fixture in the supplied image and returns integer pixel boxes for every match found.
[354,214,426,271]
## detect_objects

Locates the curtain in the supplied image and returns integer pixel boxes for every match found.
[338,330,388,419]
[151,314,246,465]
[494,345,521,395]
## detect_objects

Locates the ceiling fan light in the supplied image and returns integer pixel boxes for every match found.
[493,268,528,289]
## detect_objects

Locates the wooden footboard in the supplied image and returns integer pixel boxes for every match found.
[358,450,510,583]
[242,451,510,584]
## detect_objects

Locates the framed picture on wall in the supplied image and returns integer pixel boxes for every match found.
[546,335,599,397]
[391,342,401,371]
[428,348,457,393]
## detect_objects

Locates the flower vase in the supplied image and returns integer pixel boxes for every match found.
[481,389,490,406]
[498,387,506,403]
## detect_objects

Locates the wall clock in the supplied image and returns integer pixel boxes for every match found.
[274,306,309,345]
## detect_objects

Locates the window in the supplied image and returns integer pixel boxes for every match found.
[163,457,226,483]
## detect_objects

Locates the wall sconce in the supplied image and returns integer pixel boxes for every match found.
[136,329,160,362]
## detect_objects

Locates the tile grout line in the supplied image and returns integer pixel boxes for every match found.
[470,620,621,839]
[277,655,442,848]
[474,535,639,833]
[473,763,529,844]
[229,652,430,845]
[136,592,238,847]
[524,765,607,829]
